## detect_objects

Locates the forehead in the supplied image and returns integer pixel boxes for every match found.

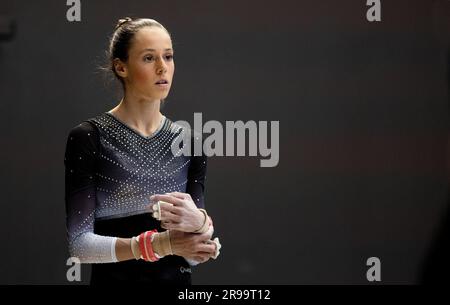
[131,27,172,52]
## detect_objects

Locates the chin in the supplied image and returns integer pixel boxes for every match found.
[145,93,169,100]
[160,92,170,99]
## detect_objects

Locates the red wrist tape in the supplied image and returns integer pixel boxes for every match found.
[145,229,159,262]
[138,232,148,261]
[138,229,159,262]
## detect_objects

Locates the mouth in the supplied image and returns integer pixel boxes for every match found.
[155,79,169,85]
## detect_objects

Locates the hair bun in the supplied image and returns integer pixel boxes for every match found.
[115,17,132,30]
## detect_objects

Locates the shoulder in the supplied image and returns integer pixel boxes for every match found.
[68,121,97,138]
[65,117,102,151]
[166,117,201,140]
[164,117,187,134]
[67,123,99,149]
[67,112,108,138]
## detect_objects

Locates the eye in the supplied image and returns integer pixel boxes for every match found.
[143,55,154,62]
[165,54,174,61]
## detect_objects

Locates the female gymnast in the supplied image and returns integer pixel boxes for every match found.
[64,17,221,284]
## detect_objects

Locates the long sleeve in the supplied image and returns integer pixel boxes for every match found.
[186,156,207,209]
[185,132,209,266]
[186,131,207,209]
[64,122,117,263]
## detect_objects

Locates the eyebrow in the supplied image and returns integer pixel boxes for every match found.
[141,48,173,53]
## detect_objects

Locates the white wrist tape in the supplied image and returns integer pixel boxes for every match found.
[210,237,221,259]
[193,209,210,233]
[152,200,172,220]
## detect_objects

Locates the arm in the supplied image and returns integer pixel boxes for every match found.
[65,123,215,263]
[150,152,211,233]
[65,122,136,263]
[149,146,220,264]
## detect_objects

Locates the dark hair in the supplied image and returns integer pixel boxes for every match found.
[107,17,171,85]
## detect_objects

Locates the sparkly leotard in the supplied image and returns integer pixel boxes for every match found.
[64,112,206,283]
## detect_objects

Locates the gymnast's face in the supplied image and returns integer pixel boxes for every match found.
[115,26,174,100]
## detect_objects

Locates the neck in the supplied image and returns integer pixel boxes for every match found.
[109,91,164,136]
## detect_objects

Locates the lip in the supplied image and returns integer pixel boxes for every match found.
[155,83,169,88]
[155,79,169,84]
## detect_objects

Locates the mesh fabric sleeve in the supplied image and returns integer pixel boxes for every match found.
[64,122,118,264]
[185,133,208,266]
[185,130,207,209]
[186,156,207,209]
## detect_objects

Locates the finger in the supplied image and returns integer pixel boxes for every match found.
[195,253,211,262]
[150,200,177,219]
[194,256,205,262]
[160,203,182,216]
[198,233,212,242]
[159,200,174,209]
[167,192,191,200]
[196,244,216,254]
[212,250,220,259]
[207,239,220,254]
[150,194,184,207]
[161,220,175,230]
[196,252,213,263]
[164,222,181,231]
[199,256,210,263]
[160,210,181,222]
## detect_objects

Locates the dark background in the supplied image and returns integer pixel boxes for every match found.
[0,0,448,284]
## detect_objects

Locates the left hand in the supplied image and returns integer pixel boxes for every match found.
[149,192,208,233]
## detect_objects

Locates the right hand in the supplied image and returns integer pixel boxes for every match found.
[169,225,216,263]
[150,192,208,233]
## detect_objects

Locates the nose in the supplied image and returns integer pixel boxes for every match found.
[156,65,166,74]
[156,57,167,75]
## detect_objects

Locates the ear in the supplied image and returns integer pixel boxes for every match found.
[113,58,128,78]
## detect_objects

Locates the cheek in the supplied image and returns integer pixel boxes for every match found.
[169,62,175,75]
[133,65,153,83]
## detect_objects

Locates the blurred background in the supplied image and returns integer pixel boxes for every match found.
[0,0,448,284]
